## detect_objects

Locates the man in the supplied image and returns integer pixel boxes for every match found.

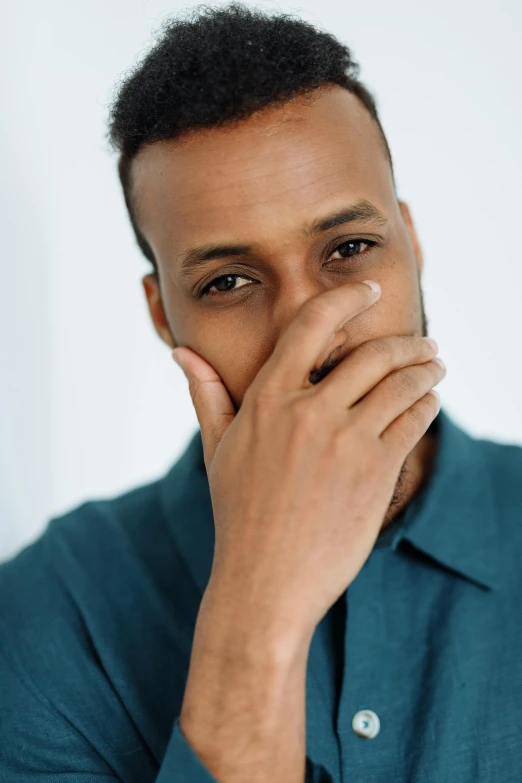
[1,3,521,782]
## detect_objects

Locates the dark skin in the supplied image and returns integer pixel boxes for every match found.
[133,83,439,530]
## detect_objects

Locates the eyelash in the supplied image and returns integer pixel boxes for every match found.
[198,239,378,299]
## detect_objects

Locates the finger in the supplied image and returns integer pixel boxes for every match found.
[310,334,438,409]
[172,347,236,469]
[352,358,445,437]
[251,280,381,395]
[380,390,441,455]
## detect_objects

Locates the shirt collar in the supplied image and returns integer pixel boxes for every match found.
[161,405,500,598]
[388,406,500,591]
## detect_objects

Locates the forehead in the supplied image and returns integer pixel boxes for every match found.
[131,85,394,265]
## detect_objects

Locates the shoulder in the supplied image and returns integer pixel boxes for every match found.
[0,473,166,614]
[0,427,204,620]
[0,436,207,774]
[472,432,522,582]
[476,432,522,508]
[0,475,161,676]
[0,441,202,722]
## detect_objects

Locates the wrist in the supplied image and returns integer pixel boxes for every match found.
[197,574,315,668]
[180,592,310,779]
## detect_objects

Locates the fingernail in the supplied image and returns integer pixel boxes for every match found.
[362,280,381,296]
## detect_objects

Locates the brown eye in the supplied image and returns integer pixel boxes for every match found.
[199,273,253,298]
[199,239,378,299]
[327,239,376,262]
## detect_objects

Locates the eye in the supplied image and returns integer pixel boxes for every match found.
[199,272,252,298]
[198,238,378,298]
[327,239,377,262]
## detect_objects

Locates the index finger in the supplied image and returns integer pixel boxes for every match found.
[252,280,381,394]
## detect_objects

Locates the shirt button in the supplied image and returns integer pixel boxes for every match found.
[352,709,380,739]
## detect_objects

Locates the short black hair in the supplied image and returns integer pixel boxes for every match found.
[106,2,395,276]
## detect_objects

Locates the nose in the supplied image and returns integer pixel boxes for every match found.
[271,279,355,384]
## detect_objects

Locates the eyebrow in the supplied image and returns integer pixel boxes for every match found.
[178,198,388,279]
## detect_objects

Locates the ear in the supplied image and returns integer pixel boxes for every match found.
[398,201,424,275]
[142,273,177,349]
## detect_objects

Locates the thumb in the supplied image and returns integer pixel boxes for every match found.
[172,347,236,469]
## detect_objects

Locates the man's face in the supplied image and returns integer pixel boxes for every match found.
[133,84,428,411]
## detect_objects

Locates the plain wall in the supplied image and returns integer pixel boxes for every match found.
[2,0,521,561]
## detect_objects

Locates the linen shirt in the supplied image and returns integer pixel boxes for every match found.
[1,406,522,783]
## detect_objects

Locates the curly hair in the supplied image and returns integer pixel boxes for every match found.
[106,2,395,275]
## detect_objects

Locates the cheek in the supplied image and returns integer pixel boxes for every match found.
[349,267,420,343]
[189,329,265,411]
[168,295,266,408]
[220,347,269,410]
[198,314,276,403]
[380,258,421,324]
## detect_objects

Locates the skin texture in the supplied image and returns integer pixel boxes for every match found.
[133,83,439,531]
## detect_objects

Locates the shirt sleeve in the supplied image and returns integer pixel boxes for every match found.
[1,649,332,783]
[0,650,120,782]
[158,716,334,783]
[155,717,219,782]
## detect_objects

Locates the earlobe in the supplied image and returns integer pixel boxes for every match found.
[141,273,177,349]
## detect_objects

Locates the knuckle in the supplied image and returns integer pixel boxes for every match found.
[430,358,444,377]
[191,377,221,408]
[371,443,389,474]
[394,424,413,452]
[334,419,371,459]
[188,376,204,406]
[390,366,418,394]
[425,390,441,413]
[301,299,335,330]
[359,337,395,364]
[401,393,436,434]
[404,400,424,425]
[292,395,322,430]
[246,383,279,415]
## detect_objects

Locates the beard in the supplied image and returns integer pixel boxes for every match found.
[383,458,416,527]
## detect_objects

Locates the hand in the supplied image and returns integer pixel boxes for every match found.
[172,280,444,649]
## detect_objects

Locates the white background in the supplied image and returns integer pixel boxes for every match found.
[2,0,521,562]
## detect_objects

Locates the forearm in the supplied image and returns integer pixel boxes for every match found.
[178,584,313,783]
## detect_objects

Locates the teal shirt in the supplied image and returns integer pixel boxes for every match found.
[1,406,522,782]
